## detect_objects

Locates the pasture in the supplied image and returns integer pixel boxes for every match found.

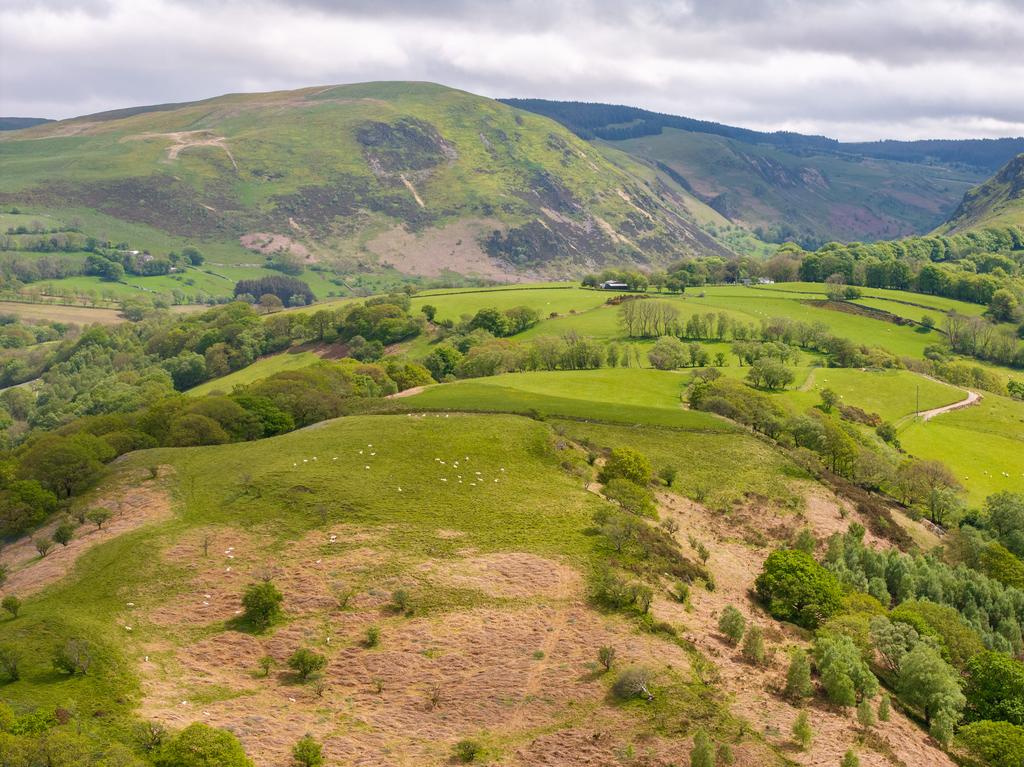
[187,349,323,395]
[404,368,734,430]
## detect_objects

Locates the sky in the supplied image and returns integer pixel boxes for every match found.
[1,0,1022,141]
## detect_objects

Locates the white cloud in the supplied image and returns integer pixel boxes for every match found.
[1,0,1022,140]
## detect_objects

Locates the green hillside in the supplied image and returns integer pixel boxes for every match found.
[0,82,735,283]
[608,128,983,248]
[939,152,1024,233]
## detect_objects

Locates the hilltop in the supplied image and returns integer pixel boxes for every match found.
[938,152,1024,233]
[0,83,733,280]
[504,99,1024,248]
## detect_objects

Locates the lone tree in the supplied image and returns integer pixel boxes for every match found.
[34,537,54,558]
[288,648,327,681]
[291,734,323,767]
[718,605,746,645]
[819,387,839,413]
[53,638,92,676]
[242,581,283,629]
[86,507,113,530]
[597,645,616,672]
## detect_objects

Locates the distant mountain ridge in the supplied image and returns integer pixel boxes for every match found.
[501,99,1024,171]
[0,82,735,278]
[0,117,53,131]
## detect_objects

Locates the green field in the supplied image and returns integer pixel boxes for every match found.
[187,350,323,395]
[410,285,603,322]
[898,394,1024,504]
[404,368,733,430]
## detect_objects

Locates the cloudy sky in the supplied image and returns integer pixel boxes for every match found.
[1,0,1022,141]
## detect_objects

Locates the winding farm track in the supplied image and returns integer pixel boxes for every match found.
[919,388,981,421]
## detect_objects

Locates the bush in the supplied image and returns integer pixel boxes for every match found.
[657,465,678,487]
[0,645,20,681]
[841,750,859,767]
[741,625,766,665]
[389,589,412,615]
[755,549,843,628]
[612,666,655,700]
[717,605,745,645]
[598,448,652,486]
[242,581,283,629]
[878,694,890,722]
[287,648,327,681]
[364,626,380,648]
[291,734,323,767]
[52,638,93,675]
[857,698,875,729]
[454,739,482,763]
[155,723,253,767]
[603,478,655,517]
[792,710,812,750]
[690,730,714,767]
[598,645,616,672]
[52,518,76,546]
[1,595,21,618]
[957,720,1024,767]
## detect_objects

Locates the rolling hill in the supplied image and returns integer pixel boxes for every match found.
[0,83,736,280]
[504,99,1023,248]
[938,152,1024,233]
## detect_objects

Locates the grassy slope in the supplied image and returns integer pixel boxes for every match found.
[898,394,1024,504]
[186,350,323,396]
[406,368,733,430]
[1,413,777,763]
[610,128,983,243]
[937,152,1024,233]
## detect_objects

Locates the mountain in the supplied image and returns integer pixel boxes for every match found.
[938,152,1024,233]
[503,99,1023,248]
[0,117,53,131]
[0,83,736,279]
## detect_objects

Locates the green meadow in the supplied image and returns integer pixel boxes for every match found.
[187,349,323,395]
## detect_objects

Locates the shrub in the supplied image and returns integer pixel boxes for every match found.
[741,625,766,665]
[53,518,76,546]
[389,589,412,615]
[1,595,21,618]
[598,645,616,672]
[857,698,875,729]
[241,581,283,629]
[0,645,20,681]
[690,729,714,767]
[785,649,813,699]
[364,626,380,648]
[257,655,274,677]
[792,710,812,750]
[658,465,677,487]
[155,722,253,767]
[957,720,1024,767]
[291,734,323,767]
[718,605,746,645]
[598,447,652,486]
[287,648,327,681]
[841,750,859,767]
[755,549,843,628]
[878,693,890,722]
[612,666,655,700]
[453,739,482,763]
[52,638,93,675]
